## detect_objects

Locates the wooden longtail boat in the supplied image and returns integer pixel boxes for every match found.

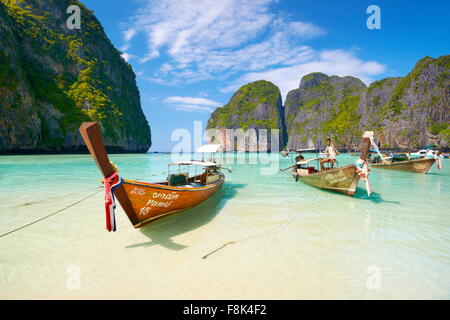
[79,122,227,229]
[291,132,371,196]
[371,157,436,174]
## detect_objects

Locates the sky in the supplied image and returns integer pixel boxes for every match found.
[83,0,450,151]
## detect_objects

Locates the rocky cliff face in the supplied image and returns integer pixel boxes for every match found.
[359,56,449,149]
[207,55,449,151]
[284,73,367,150]
[206,80,287,151]
[0,0,151,153]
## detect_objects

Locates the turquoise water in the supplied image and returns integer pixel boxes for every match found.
[0,153,449,299]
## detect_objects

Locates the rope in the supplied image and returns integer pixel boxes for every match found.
[133,171,168,181]
[12,186,101,208]
[369,137,386,162]
[202,211,298,259]
[0,189,102,239]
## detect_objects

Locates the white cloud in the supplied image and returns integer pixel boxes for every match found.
[165,96,221,107]
[123,28,136,41]
[175,104,215,112]
[287,21,325,38]
[122,0,386,105]
[160,63,173,74]
[139,50,160,63]
[222,49,386,100]
[164,96,222,113]
[119,44,130,52]
[122,0,326,81]
[120,52,134,61]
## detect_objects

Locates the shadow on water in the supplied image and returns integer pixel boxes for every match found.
[125,182,245,250]
[353,188,401,204]
[426,172,446,176]
[313,185,401,204]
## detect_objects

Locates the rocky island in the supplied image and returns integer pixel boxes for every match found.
[0,0,151,154]
[207,55,449,151]
[206,80,287,151]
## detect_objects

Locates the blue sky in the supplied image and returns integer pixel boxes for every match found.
[83,0,450,151]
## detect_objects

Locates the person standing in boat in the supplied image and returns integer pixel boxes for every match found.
[321,138,340,170]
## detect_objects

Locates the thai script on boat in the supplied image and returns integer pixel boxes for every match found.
[130,187,146,195]
[324,171,347,184]
[139,199,174,216]
[152,192,179,201]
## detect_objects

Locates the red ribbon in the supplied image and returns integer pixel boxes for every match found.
[103,172,121,232]
[355,160,372,196]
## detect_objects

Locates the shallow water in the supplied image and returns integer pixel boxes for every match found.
[0,153,449,299]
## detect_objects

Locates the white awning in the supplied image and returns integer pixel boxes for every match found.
[170,160,218,167]
[297,158,319,165]
[196,144,221,153]
[296,148,317,152]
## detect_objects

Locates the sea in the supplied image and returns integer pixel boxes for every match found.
[0,153,449,299]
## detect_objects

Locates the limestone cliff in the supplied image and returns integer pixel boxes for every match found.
[0,0,151,153]
[359,56,449,149]
[207,55,450,151]
[284,73,366,150]
[206,80,287,151]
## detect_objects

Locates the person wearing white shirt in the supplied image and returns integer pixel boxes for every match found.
[321,138,340,170]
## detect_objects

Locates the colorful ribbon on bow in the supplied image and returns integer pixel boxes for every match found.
[102,172,123,232]
[435,155,442,170]
[354,158,372,196]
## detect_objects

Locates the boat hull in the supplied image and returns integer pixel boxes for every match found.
[371,158,436,173]
[293,164,360,196]
[79,122,226,230]
[122,175,225,228]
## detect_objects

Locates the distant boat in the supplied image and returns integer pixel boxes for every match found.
[409,149,437,159]
[369,145,440,173]
[295,148,325,158]
[371,157,437,174]
[79,122,229,230]
[291,132,372,196]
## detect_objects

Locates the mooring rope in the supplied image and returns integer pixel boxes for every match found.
[0,188,102,239]
[202,211,298,259]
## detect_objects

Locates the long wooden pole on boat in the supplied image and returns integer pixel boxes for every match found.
[360,132,371,162]
[79,122,139,225]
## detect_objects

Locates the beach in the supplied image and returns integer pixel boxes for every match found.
[0,153,449,299]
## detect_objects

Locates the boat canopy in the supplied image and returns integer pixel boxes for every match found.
[297,158,320,165]
[296,148,317,152]
[169,160,218,167]
[196,144,221,153]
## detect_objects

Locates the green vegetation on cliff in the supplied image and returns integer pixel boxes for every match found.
[207,80,283,130]
[0,0,151,153]
[206,80,287,149]
[284,73,366,150]
[364,55,449,148]
[322,95,362,146]
[209,55,449,151]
